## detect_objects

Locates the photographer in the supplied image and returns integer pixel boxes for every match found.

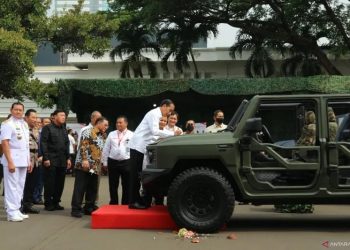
[71,117,109,218]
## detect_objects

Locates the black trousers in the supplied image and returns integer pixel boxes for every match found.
[107,158,130,205]
[0,163,3,185]
[33,164,44,202]
[43,166,66,207]
[71,169,98,212]
[0,164,3,196]
[128,149,144,204]
[23,164,39,208]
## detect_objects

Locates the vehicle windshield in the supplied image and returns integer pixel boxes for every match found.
[225,99,249,132]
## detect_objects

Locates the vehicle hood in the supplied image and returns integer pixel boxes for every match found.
[148,131,236,148]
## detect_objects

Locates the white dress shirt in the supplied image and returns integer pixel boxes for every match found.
[129,107,175,154]
[165,125,183,135]
[77,123,92,148]
[205,123,227,133]
[0,132,2,162]
[0,117,30,167]
[102,129,134,165]
[68,134,76,154]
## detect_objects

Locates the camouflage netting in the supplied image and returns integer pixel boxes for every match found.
[55,76,350,124]
[57,75,350,102]
[274,204,314,213]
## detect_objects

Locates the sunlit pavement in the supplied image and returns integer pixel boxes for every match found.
[0,176,349,250]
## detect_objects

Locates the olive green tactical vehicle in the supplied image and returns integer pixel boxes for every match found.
[142,95,350,233]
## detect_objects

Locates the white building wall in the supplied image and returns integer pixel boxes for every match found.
[1,47,349,119]
[0,98,56,120]
[52,0,107,14]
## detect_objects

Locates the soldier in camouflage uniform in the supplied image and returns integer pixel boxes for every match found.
[296,111,316,146]
[328,107,338,142]
[275,111,316,213]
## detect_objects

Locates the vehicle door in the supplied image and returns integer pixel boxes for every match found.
[239,98,321,194]
[327,99,350,190]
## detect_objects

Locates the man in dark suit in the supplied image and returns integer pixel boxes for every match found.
[40,109,71,211]
[22,109,40,214]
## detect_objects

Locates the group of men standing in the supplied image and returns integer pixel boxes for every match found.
[1,99,228,221]
[0,104,71,221]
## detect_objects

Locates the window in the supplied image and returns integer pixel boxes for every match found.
[255,100,317,146]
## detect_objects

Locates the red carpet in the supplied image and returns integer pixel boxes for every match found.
[91,205,177,229]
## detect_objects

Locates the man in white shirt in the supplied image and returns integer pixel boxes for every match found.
[205,109,227,133]
[102,116,133,205]
[128,99,182,209]
[0,133,3,188]
[1,102,31,222]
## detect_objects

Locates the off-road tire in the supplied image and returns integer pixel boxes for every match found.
[167,167,235,233]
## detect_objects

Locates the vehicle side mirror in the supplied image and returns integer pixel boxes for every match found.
[245,118,262,134]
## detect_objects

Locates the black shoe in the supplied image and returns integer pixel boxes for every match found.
[55,204,64,210]
[128,202,147,209]
[33,200,44,205]
[45,205,56,211]
[23,207,40,214]
[83,204,99,215]
[71,211,82,218]
[84,209,93,215]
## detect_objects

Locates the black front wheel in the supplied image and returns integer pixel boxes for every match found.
[167,167,235,233]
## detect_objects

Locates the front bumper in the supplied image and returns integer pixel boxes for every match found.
[142,168,171,197]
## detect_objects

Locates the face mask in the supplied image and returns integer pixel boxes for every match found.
[216,118,224,125]
[186,124,194,132]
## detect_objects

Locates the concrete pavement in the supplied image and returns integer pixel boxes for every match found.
[0,176,350,250]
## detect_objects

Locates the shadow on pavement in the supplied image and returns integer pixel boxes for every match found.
[227,216,350,232]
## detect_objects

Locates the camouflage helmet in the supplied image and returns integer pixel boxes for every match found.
[328,107,336,122]
[305,111,316,124]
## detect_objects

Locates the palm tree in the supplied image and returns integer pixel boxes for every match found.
[230,33,283,78]
[159,18,217,78]
[110,24,161,78]
[281,51,323,77]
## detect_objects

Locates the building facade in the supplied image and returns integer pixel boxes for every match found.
[52,0,108,14]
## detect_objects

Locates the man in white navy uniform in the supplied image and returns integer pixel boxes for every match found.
[1,102,31,222]
[128,99,182,209]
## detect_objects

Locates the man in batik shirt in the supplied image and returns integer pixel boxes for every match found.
[71,117,109,218]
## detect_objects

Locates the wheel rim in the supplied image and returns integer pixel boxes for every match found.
[180,181,221,220]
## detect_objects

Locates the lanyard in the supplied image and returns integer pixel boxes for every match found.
[117,131,126,146]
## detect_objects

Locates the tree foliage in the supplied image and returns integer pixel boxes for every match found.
[49,1,122,58]
[230,32,280,78]
[109,19,160,78]
[159,18,217,78]
[0,0,50,42]
[0,0,121,106]
[109,0,350,76]
[0,29,36,99]
[0,0,51,103]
